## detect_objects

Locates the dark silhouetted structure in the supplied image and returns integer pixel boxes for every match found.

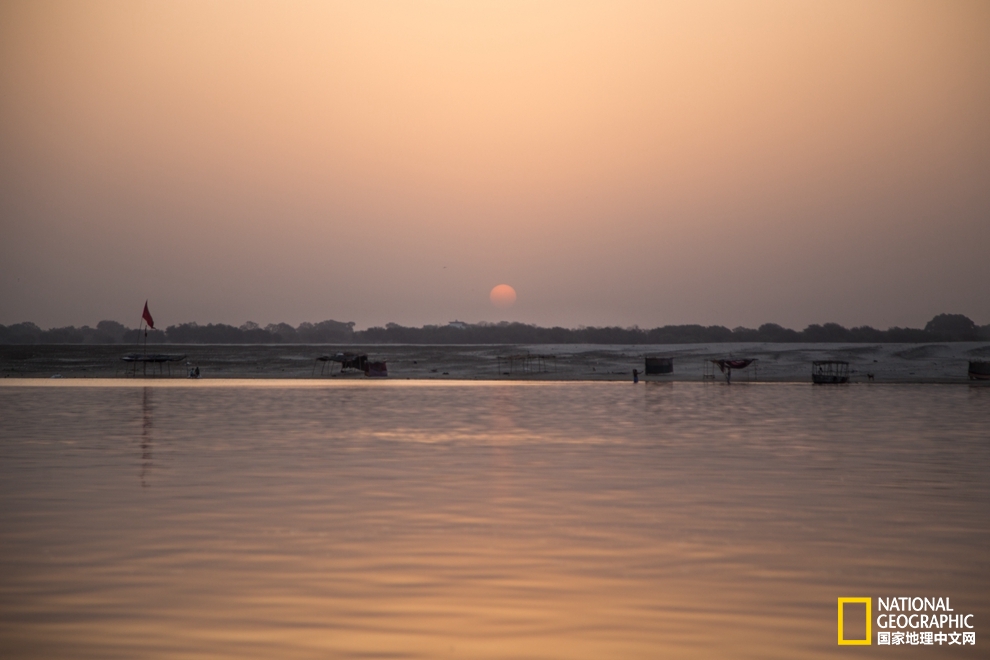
[969,361,990,381]
[812,360,850,384]
[121,353,186,377]
[314,353,387,377]
[705,358,757,383]
[644,356,673,375]
[497,353,556,375]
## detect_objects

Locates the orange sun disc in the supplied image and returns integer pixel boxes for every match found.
[489,284,517,308]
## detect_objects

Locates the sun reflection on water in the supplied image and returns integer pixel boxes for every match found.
[0,382,987,659]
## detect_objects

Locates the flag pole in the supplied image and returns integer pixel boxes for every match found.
[140,301,155,375]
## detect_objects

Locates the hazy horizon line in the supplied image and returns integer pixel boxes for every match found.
[2,313,987,344]
[5,314,990,333]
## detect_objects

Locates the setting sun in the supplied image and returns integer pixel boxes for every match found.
[489,284,517,309]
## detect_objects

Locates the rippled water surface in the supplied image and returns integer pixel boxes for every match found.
[1,381,988,659]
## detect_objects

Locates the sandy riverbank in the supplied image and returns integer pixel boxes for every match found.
[2,342,989,383]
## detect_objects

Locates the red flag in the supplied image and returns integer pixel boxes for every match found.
[142,301,155,329]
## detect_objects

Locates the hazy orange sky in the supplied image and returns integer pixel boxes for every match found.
[2,0,988,330]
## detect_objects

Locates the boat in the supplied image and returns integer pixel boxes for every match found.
[812,360,849,384]
[313,353,387,377]
[121,353,187,376]
[969,361,990,381]
[705,358,757,383]
[644,356,674,375]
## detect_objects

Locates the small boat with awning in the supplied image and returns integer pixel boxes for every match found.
[121,353,187,376]
[812,360,849,384]
[705,358,757,383]
[969,361,990,381]
[313,353,387,377]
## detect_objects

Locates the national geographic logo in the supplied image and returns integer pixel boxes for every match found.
[838,598,872,645]
[838,597,977,647]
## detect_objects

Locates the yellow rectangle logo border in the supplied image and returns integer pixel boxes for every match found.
[838,597,872,645]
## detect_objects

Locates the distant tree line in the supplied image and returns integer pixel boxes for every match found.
[1,313,987,345]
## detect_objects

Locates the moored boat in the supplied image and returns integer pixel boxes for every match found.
[969,361,990,381]
[812,360,849,384]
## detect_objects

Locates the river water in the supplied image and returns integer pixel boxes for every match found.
[1,381,987,658]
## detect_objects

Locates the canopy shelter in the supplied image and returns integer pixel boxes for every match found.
[497,353,557,376]
[812,360,850,384]
[121,353,186,377]
[314,352,367,376]
[968,361,990,381]
[314,353,387,377]
[644,356,673,375]
[704,358,757,383]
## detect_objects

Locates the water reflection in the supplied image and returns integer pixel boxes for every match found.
[0,382,987,659]
[139,387,153,487]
